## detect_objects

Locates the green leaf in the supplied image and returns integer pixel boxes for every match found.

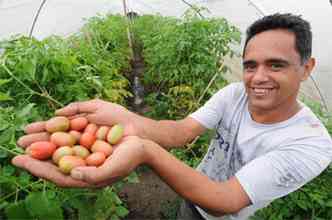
[115,206,129,217]
[125,171,139,183]
[17,171,32,185]
[17,103,35,118]
[0,79,11,86]
[2,165,15,176]
[326,200,332,207]
[110,215,120,220]
[0,201,9,210]
[5,201,33,220]
[25,192,63,220]
[0,149,9,159]
[77,202,95,220]
[0,128,14,145]
[0,92,12,101]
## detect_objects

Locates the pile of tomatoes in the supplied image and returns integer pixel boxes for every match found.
[24,116,124,174]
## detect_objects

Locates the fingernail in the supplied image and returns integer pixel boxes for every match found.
[71,170,83,180]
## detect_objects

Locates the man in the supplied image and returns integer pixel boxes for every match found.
[13,13,332,219]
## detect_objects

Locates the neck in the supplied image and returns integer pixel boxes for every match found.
[249,101,302,124]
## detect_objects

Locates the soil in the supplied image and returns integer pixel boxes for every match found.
[119,167,181,220]
[121,39,181,219]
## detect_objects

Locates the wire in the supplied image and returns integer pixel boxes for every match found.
[181,0,205,18]
[309,75,330,112]
[29,0,47,38]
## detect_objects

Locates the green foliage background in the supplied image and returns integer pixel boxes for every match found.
[0,15,134,220]
[0,12,239,219]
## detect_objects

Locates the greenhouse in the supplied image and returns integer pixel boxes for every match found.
[0,1,331,220]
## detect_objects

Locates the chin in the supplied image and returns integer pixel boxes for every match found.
[248,99,276,112]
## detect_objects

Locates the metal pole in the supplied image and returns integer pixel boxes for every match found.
[122,0,134,59]
[247,0,267,17]
[29,0,47,38]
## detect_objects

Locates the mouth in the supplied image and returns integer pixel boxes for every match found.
[250,87,275,98]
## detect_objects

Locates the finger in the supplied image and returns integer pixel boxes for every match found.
[67,113,88,120]
[71,166,105,184]
[24,121,46,134]
[17,132,50,148]
[85,113,107,125]
[55,100,98,116]
[71,160,120,184]
[12,155,91,188]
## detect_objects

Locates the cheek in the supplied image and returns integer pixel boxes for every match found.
[243,73,252,85]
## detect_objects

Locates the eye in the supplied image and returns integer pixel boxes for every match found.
[270,63,284,71]
[243,64,256,72]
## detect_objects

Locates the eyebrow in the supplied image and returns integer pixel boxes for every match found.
[243,58,290,66]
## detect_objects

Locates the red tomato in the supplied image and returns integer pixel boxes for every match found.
[96,126,110,140]
[58,155,86,174]
[52,146,74,164]
[70,117,88,131]
[72,145,90,159]
[45,116,70,133]
[85,152,106,166]
[69,130,82,143]
[91,140,113,156]
[26,141,56,160]
[50,132,76,147]
[84,123,98,135]
[79,132,96,149]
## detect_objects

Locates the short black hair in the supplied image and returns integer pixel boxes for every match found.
[243,13,312,64]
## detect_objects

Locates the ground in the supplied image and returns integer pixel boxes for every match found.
[119,167,180,220]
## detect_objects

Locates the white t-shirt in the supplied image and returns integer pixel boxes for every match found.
[190,82,332,220]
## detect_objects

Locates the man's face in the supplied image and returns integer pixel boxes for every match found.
[243,29,312,115]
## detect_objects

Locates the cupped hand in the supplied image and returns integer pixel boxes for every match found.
[12,136,148,187]
[11,155,91,188]
[17,99,138,148]
[70,136,147,184]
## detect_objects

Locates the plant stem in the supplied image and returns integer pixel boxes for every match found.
[1,62,64,107]
[0,145,20,156]
[196,62,225,106]
[0,179,42,203]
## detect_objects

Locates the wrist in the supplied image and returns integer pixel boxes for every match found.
[141,139,159,166]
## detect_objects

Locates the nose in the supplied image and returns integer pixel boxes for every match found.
[252,66,269,83]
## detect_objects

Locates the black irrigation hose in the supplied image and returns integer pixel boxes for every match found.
[29,0,47,38]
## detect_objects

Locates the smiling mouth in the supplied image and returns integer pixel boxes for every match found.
[251,87,275,97]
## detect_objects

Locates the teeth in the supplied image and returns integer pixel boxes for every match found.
[254,88,268,93]
[252,88,272,96]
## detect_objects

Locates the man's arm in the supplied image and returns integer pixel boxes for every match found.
[132,115,206,149]
[19,100,206,150]
[143,139,251,215]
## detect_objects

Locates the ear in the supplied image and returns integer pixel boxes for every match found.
[301,57,315,81]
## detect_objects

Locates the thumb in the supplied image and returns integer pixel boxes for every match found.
[71,165,112,184]
[85,113,103,125]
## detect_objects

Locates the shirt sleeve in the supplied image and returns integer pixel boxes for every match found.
[189,83,242,129]
[235,140,332,204]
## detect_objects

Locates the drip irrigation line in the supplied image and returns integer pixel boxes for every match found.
[29,0,47,38]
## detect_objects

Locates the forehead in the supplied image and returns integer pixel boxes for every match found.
[243,29,301,63]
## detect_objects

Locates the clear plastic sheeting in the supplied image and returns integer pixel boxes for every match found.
[0,0,331,109]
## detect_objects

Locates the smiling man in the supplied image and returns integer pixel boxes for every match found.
[13,13,332,220]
